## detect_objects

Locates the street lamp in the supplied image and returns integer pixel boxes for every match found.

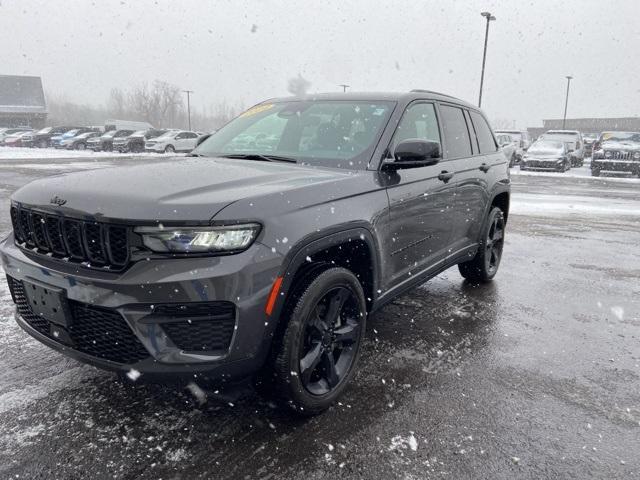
[182,90,193,131]
[562,76,573,129]
[338,84,350,92]
[478,11,496,108]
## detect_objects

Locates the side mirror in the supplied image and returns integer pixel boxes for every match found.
[385,139,441,169]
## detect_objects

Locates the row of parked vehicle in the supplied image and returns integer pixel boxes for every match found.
[494,128,640,177]
[0,124,206,154]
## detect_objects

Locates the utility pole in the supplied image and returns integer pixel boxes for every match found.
[478,11,496,108]
[562,76,573,129]
[182,90,193,131]
[338,84,350,92]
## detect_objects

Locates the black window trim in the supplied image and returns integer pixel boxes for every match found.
[467,109,499,155]
[379,99,450,167]
[436,101,475,160]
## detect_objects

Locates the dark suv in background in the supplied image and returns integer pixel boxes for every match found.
[87,129,135,151]
[114,128,167,153]
[591,131,640,177]
[2,91,509,414]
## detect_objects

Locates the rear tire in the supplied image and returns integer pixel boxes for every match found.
[75,142,86,150]
[459,206,505,283]
[268,267,367,415]
[38,139,48,148]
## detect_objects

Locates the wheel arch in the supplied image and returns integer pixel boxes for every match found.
[270,225,381,324]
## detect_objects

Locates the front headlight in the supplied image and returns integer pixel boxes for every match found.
[605,151,612,158]
[134,224,261,253]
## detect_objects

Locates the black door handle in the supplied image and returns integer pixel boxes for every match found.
[438,171,455,183]
[479,163,491,173]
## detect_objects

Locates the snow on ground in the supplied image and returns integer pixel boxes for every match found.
[510,193,640,217]
[0,146,183,161]
[510,165,640,184]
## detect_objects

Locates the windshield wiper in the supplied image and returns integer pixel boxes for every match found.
[221,153,297,163]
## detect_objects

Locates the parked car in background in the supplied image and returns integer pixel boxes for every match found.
[591,131,640,177]
[0,127,34,144]
[59,131,100,150]
[26,126,80,148]
[520,139,571,172]
[539,130,584,167]
[1,130,34,147]
[88,129,135,151]
[582,132,598,157]
[145,130,200,153]
[496,133,519,166]
[494,129,532,151]
[52,128,98,148]
[114,128,168,153]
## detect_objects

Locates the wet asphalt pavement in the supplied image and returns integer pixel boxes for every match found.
[0,156,638,479]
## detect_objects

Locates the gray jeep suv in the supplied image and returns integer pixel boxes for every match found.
[2,91,510,414]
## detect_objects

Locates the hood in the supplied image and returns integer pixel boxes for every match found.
[601,141,640,151]
[11,157,358,223]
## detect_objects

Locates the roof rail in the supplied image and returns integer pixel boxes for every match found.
[410,89,457,99]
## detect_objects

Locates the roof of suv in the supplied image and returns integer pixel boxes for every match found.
[261,91,478,111]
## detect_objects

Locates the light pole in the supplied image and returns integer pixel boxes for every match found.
[478,11,496,108]
[182,90,193,130]
[562,76,573,129]
[338,84,350,92]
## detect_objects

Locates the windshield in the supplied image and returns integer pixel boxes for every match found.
[37,127,52,134]
[527,141,564,154]
[601,132,640,143]
[194,100,394,168]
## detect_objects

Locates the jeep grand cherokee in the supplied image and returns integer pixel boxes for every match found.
[1,91,510,414]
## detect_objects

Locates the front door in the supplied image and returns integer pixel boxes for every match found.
[382,102,456,291]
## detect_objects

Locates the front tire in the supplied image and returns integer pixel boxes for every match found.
[164,145,175,153]
[591,167,600,177]
[270,267,367,415]
[459,207,505,283]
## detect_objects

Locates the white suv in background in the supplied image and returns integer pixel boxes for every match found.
[145,130,200,153]
[539,130,584,167]
[494,129,532,161]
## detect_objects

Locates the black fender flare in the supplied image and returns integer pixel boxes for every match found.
[268,223,381,323]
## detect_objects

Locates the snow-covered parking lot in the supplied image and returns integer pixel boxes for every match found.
[0,155,638,479]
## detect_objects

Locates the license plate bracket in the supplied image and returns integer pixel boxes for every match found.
[22,279,72,328]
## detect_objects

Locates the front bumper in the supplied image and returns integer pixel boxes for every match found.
[521,159,564,171]
[591,159,640,174]
[1,235,283,378]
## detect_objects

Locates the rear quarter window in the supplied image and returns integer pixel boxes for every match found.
[469,111,498,154]
[440,105,473,158]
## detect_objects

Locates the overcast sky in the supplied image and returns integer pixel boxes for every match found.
[1,0,639,127]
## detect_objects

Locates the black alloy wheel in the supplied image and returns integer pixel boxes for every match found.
[299,286,362,395]
[270,267,367,415]
[483,211,505,278]
[459,206,506,282]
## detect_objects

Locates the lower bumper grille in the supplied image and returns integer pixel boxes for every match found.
[154,303,236,352]
[7,276,149,364]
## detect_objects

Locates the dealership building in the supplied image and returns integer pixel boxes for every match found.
[528,117,640,139]
[0,75,47,128]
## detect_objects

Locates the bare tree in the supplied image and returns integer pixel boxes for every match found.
[287,74,311,96]
[107,88,127,118]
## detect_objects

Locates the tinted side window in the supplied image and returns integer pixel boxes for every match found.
[440,105,472,158]
[469,111,497,154]
[392,102,440,150]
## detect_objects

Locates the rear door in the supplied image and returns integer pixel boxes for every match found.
[383,101,457,289]
[441,105,497,255]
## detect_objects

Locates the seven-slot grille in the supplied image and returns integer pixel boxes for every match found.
[10,205,130,269]
[604,150,634,160]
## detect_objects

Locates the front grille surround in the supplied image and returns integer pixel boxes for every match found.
[10,205,130,270]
